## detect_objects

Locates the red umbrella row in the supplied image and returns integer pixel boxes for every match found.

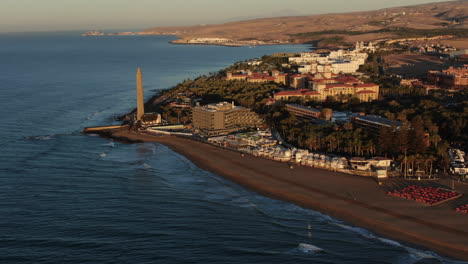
[387,185,458,205]
[455,204,468,214]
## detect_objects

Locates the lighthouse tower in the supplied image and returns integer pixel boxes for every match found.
[136,67,145,121]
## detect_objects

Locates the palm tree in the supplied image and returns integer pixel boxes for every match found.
[424,155,436,178]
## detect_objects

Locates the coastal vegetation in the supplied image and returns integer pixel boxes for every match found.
[143,55,292,122]
[144,74,283,122]
[291,28,468,39]
[138,52,467,176]
[289,28,468,47]
[172,77,280,109]
[270,88,467,174]
[221,55,294,73]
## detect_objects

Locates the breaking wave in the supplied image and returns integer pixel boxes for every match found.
[296,243,325,255]
[23,135,55,141]
[102,141,115,147]
[332,222,468,264]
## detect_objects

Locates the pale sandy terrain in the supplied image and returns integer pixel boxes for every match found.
[440,38,468,49]
[143,1,468,45]
[104,129,468,261]
[384,53,454,78]
[343,33,396,43]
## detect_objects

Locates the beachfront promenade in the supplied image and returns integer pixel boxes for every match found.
[105,128,468,261]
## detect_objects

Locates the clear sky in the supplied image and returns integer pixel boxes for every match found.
[0,0,452,32]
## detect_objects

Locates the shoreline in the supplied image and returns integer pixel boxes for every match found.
[169,39,290,47]
[81,32,294,47]
[93,128,468,261]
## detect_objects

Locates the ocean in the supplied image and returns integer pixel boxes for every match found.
[0,32,464,264]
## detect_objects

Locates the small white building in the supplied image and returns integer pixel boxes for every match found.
[450,49,468,58]
[375,168,388,179]
[330,61,361,74]
[371,157,393,168]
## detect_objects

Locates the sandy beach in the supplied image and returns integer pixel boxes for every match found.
[104,128,468,260]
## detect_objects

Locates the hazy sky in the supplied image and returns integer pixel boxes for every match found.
[0,0,452,32]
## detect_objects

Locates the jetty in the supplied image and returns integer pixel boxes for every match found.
[83,125,128,134]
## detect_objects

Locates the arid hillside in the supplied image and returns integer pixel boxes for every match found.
[143,0,468,46]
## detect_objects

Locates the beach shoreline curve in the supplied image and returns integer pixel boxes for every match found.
[90,128,468,261]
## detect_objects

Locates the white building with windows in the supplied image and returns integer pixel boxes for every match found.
[290,43,370,74]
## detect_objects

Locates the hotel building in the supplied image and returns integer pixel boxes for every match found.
[192,102,264,136]
[427,65,468,90]
[226,70,289,85]
[275,80,379,102]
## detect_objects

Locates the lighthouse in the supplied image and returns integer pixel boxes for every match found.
[136,67,145,121]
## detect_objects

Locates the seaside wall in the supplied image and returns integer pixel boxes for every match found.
[83,125,128,133]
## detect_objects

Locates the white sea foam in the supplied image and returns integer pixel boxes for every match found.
[24,135,54,141]
[99,153,107,158]
[333,222,414,248]
[332,222,468,264]
[333,223,374,239]
[376,237,402,247]
[334,222,405,248]
[102,141,115,147]
[83,108,111,121]
[396,250,441,264]
[396,252,427,264]
[297,243,324,254]
[408,250,438,259]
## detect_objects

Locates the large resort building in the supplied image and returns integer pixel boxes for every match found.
[427,65,468,90]
[351,115,403,136]
[274,76,379,102]
[192,102,264,136]
[225,46,379,103]
[289,43,371,74]
[226,68,379,102]
[225,70,288,85]
[281,45,380,102]
[286,104,323,119]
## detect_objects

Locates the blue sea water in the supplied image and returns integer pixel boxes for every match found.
[0,32,465,264]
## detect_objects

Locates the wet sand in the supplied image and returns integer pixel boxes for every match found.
[109,129,468,260]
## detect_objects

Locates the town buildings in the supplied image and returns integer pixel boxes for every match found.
[286,104,352,124]
[289,44,370,74]
[448,148,467,177]
[351,115,402,135]
[227,68,379,103]
[192,102,264,136]
[449,49,468,58]
[286,104,323,119]
[354,41,377,53]
[225,70,289,85]
[225,42,380,102]
[274,76,379,102]
[140,113,162,126]
[427,65,468,90]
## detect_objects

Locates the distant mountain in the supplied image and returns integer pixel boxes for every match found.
[143,0,468,46]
